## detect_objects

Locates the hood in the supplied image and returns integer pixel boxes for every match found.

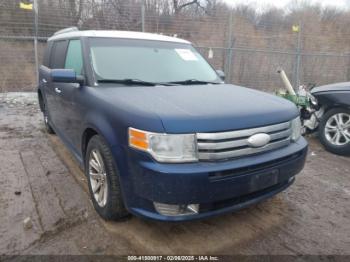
[96,84,299,133]
[311,82,350,94]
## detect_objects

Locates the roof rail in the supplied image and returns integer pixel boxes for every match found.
[53,27,79,36]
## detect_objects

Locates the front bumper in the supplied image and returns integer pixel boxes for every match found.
[116,137,308,221]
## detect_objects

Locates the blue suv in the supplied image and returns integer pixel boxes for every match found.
[38,27,308,221]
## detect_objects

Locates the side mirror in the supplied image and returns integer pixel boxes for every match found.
[51,69,84,85]
[216,69,225,81]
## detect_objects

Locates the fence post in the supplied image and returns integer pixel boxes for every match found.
[141,4,145,32]
[295,23,302,88]
[225,9,234,83]
[34,0,39,85]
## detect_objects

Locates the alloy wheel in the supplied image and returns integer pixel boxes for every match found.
[88,149,108,207]
[325,113,350,146]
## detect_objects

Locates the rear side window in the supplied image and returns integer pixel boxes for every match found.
[50,40,68,69]
[65,39,83,75]
[42,41,52,67]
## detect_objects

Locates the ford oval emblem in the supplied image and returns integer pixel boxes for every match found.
[247,133,271,148]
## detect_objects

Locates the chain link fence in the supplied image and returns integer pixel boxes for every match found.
[1,0,350,92]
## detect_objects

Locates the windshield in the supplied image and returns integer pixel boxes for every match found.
[88,38,220,84]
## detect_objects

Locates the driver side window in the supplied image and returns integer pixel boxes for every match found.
[65,39,83,75]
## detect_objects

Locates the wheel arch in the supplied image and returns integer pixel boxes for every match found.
[81,116,123,165]
[322,105,350,119]
[314,92,350,115]
[81,127,99,162]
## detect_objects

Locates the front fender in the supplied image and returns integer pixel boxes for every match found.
[313,91,350,110]
[82,111,131,178]
[82,111,133,202]
[83,111,123,148]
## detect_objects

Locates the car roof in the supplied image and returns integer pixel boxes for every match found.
[48,29,191,44]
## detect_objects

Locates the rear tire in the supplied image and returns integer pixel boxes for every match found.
[43,102,55,134]
[318,108,350,156]
[85,135,129,220]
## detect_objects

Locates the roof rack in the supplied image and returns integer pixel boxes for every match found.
[53,27,79,36]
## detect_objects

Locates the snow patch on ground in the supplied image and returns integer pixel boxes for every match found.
[0,92,38,106]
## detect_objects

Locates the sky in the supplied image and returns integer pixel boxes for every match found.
[223,0,349,11]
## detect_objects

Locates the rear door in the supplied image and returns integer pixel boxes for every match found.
[58,39,85,150]
[47,40,68,131]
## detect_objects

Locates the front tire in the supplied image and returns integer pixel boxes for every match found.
[85,135,129,220]
[318,108,350,156]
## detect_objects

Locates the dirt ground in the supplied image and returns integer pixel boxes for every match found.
[0,92,349,256]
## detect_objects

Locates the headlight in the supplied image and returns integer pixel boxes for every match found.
[291,117,302,141]
[128,128,197,163]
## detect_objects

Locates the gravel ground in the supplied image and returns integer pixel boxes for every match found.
[0,92,349,255]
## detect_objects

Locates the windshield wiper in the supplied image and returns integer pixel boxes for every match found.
[97,78,219,86]
[97,79,176,86]
[97,79,157,86]
[167,79,220,85]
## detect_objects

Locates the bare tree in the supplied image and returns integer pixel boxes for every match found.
[172,0,211,15]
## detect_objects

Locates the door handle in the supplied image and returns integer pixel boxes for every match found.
[55,87,62,94]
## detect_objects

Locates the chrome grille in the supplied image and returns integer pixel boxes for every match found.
[196,121,292,161]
